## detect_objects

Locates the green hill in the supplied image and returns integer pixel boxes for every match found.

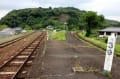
[0,7,120,30]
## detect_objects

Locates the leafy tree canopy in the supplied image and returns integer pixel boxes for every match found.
[0,7,119,33]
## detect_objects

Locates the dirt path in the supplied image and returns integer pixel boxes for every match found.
[27,32,120,79]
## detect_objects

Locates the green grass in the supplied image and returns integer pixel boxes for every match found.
[102,71,112,78]
[26,30,34,33]
[49,30,66,40]
[79,32,107,49]
[0,25,8,30]
[115,44,120,54]
[78,32,120,56]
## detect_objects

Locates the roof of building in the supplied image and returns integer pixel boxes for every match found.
[99,27,120,32]
[13,27,22,30]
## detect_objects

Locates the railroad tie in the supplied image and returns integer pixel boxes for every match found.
[16,56,35,59]
[27,47,35,49]
[0,72,16,75]
[16,55,28,58]
[0,70,27,75]
[10,61,32,64]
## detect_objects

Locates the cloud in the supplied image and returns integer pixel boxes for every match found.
[0,0,39,18]
[35,0,94,8]
[80,0,120,16]
[105,16,120,21]
[74,0,120,21]
[0,10,10,19]
[0,0,39,10]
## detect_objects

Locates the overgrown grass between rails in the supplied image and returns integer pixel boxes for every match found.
[78,32,120,56]
[50,30,66,41]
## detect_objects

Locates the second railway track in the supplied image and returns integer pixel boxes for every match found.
[0,32,35,48]
[0,31,47,79]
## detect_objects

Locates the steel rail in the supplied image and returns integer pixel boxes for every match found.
[12,32,46,79]
[0,32,43,69]
[0,32,35,48]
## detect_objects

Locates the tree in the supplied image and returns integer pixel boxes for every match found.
[0,7,106,31]
[97,15,105,28]
[34,23,43,30]
[24,25,32,30]
[67,17,78,30]
[84,11,104,36]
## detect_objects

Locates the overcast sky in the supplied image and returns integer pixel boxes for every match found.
[0,0,120,21]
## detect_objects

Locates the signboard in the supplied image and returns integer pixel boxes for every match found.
[104,33,116,72]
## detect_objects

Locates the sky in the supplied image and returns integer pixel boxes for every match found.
[0,0,120,21]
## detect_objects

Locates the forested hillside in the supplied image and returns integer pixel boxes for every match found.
[0,7,120,32]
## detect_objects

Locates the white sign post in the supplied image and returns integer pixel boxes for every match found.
[104,33,116,72]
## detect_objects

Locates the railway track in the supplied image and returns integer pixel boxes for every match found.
[0,31,47,79]
[0,32,35,48]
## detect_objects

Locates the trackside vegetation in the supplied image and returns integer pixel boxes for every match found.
[78,32,120,57]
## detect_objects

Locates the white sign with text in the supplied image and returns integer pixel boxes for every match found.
[104,33,116,72]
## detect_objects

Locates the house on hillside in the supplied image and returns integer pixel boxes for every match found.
[13,27,22,34]
[46,25,54,30]
[0,28,15,35]
[98,27,120,37]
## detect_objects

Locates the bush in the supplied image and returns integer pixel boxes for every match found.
[105,37,108,43]
[24,25,32,30]
[102,71,112,78]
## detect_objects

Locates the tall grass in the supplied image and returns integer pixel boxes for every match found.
[50,30,66,40]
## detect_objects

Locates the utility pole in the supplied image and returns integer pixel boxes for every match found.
[64,22,68,42]
[64,22,68,31]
